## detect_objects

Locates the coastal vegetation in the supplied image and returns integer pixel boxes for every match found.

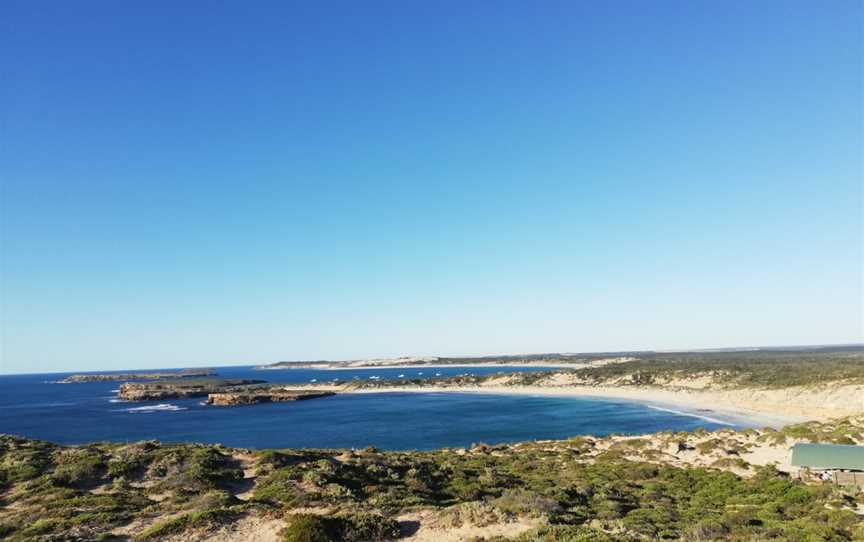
[1,416,862,541]
[257,347,863,381]
[345,348,864,391]
[575,349,864,389]
[258,353,623,370]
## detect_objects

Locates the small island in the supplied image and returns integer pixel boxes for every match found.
[57,368,217,384]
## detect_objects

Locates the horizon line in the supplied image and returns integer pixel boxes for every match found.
[2,341,861,377]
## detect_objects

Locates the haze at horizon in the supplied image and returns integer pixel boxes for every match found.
[2,1,862,374]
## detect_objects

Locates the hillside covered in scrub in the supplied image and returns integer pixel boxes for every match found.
[345,348,864,391]
[1,417,862,541]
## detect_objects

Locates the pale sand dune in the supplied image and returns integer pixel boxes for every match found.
[398,509,542,542]
[166,515,285,542]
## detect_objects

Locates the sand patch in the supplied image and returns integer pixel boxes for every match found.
[398,509,542,542]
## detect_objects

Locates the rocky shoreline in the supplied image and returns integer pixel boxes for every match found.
[206,389,335,406]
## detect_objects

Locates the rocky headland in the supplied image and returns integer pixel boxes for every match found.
[117,379,266,401]
[116,380,336,406]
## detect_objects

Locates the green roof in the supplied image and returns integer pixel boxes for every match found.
[790,443,864,470]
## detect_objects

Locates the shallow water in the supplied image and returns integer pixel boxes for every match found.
[0,365,749,450]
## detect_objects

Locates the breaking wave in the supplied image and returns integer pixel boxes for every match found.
[124,403,186,413]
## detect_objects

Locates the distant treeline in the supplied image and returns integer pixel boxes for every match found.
[578,349,864,388]
[348,348,864,390]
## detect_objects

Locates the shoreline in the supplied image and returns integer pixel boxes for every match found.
[258,362,600,371]
[339,384,844,428]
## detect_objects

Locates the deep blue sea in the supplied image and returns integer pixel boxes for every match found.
[0,365,751,450]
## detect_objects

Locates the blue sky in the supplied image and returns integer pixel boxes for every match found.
[2,1,862,373]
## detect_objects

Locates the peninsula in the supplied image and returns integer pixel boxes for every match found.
[258,354,636,370]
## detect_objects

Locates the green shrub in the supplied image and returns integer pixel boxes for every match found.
[282,514,341,542]
[513,524,635,541]
[492,488,561,518]
[135,508,238,540]
[51,447,106,486]
[436,501,511,528]
[339,512,401,541]
[281,513,400,542]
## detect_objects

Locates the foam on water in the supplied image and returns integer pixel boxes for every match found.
[646,404,734,426]
[124,403,187,413]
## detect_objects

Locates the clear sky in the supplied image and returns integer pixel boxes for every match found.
[1,1,862,374]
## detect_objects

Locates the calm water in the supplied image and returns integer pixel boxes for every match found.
[0,365,748,450]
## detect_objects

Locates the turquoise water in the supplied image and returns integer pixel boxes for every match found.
[0,366,746,450]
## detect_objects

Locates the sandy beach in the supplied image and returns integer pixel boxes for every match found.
[337,381,864,428]
[258,358,635,371]
[260,363,592,371]
[343,385,800,428]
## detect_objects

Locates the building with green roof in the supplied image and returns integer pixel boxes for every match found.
[790,443,864,486]
[790,443,864,471]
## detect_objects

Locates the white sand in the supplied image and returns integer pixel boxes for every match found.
[344,385,799,427]
[261,362,605,371]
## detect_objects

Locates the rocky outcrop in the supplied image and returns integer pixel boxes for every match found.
[117,379,265,401]
[58,369,216,383]
[206,390,336,406]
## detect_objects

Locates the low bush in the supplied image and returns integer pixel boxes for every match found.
[282,512,400,542]
[135,508,239,540]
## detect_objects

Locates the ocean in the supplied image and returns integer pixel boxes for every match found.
[0,365,748,450]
